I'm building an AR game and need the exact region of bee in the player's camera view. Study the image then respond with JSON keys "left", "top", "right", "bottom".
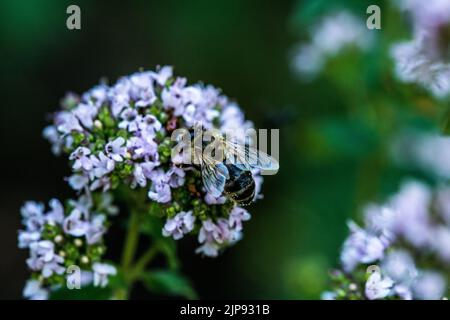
{"left": 188, "top": 124, "right": 279, "bottom": 206}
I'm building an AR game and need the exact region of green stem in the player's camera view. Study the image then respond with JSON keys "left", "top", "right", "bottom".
{"left": 121, "top": 210, "right": 141, "bottom": 271}
{"left": 117, "top": 209, "right": 141, "bottom": 299}
{"left": 128, "top": 242, "right": 162, "bottom": 281}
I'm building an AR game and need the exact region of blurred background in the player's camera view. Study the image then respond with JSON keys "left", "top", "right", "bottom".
{"left": 1, "top": 0, "right": 444, "bottom": 299}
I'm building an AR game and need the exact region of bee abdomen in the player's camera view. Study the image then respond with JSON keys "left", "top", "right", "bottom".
{"left": 224, "top": 170, "right": 255, "bottom": 206}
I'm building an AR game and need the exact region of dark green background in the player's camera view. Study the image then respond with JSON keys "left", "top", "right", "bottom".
{"left": 1, "top": 0, "right": 424, "bottom": 299}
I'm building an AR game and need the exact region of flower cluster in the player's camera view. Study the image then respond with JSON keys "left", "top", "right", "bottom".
{"left": 391, "top": 0, "right": 450, "bottom": 97}
{"left": 19, "top": 194, "right": 117, "bottom": 300}
{"left": 20, "top": 66, "right": 261, "bottom": 299}
{"left": 292, "top": 11, "right": 374, "bottom": 80}
{"left": 323, "top": 180, "right": 450, "bottom": 300}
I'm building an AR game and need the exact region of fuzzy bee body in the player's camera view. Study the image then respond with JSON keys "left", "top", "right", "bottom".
{"left": 184, "top": 124, "right": 279, "bottom": 206}
{"left": 224, "top": 164, "right": 256, "bottom": 206}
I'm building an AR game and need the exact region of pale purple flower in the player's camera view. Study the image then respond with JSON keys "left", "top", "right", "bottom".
{"left": 132, "top": 164, "right": 147, "bottom": 188}
{"left": 161, "top": 77, "right": 187, "bottom": 115}
{"left": 138, "top": 115, "right": 162, "bottom": 138}
{"left": 397, "top": 0, "right": 450, "bottom": 30}
{"left": 195, "top": 242, "right": 220, "bottom": 257}
{"left": 21, "top": 201, "right": 45, "bottom": 232}
{"left": 73, "top": 103, "right": 97, "bottom": 129}
{"left": 126, "top": 136, "right": 158, "bottom": 160}
{"left": 67, "top": 174, "right": 89, "bottom": 191}
{"left": 204, "top": 193, "right": 227, "bottom": 205}
{"left": 162, "top": 211, "right": 195, "bottom": 240}
{"left": 340, "top": 221, "right": 386, "bottom": 272}
{"left": 91, "top": 152, "right": 115, "bottom": 178}
{"left": 97, "top": 193, "right": 119, "bottom": 216}
{"left": 55, "top": 111, "right": 83, "bottom": 134}
{"left": 293, "top": 11, "right": 374, "bottom": 79}
{"left": 43, "top": 125, "right": 63, "bottom": 155}
{"left": 150, "top": 65, "right": 173, "bottom": 86}
{"left": 412, "top": 271, "right": 446, "bottom": 300}
{"left": 70, "top": 147, "right": 93, "bottom": 171}
{"left": 92, "top": 263, "right": 117, "bottom": 288}
{"left": 27, "top": 240, "right": 65, "bottom": 278}
{"left": 198, "top": 219, "right": 220, "bottom": 245}
{"left": 45, "top": 199, "right": 65, "bottom": 225}
{"left": 365, "top": 271, "right": 394, "bottom": 300}
{"left": 166, "top": 166, "right": 185, "bottom": 188}
{"left": 195, "top": 216, "right": 235, "bottom": 257}
{"left": 391, "top": 36, "right": 450, "bottom": 97}
{"left": 220, "top": 104, "right": 253, "bottom": 142}
{"left": 148, "top": 181, "right": 171, "bottom": 203}
{"left": 228, "top": 207, "right": 251, "bottom": 232}
{"left": 23, "top": 280, "right": 49, "bottom": 300}
{"left": 118, "top": 107, "right": 140, "bottom": 132}
{"left": 83, "top": 84, "right": 108, "bottom": 107}
{"left": 86, "top": 214, "right": 106, "bottom": 245}
{"left": 432, "top": 227, "right": 450, "bottom": 262}
{"left": 381, "top": 250, "right": 418, "bottom": 284}
{"left": 109, "top": 78, "right": 131, "bottom": 117}
{"left": 148, "top": 170, "right": 172, "bottom": 203}
{"left": 68, "top": 194, "right": 92, "bottom": 218}
{"left": 129, "top": 71, "right": 157, "bottom": 107}
{"left": 389, "top": 180, "right": 433, "bottom": 248}
{"left": 105, "top": 137, "right": 127, "bottom": 162}
{"left": 18, "top": 231, "right": 40, "bottom": 249}
{"left": 63, "top": 209, "right": 89, "bottom": 237}
{"left": 90, "top": 176, "right": 112, "bottom": 192}
{"left": 394, "top": 284, "right": 413, "bottom": 300}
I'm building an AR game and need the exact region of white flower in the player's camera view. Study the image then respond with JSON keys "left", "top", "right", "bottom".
{"left": 292, "top": 11, "right": 374, "bottom": 79}
{"left": 92, "top": 263, "right": 117, "bottom": 288}
{"left": 23, "top": 280, "right": 49, "bottom": 300}
{"left": 365, "top": 271, "right": 394, "bottom": 300}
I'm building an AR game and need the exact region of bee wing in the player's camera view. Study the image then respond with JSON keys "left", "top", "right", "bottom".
{"left": 201, "top": 155, "right": 230, "bottom": 197}
{"left": 223, "top": 140, "right": 279, "bottom": 172}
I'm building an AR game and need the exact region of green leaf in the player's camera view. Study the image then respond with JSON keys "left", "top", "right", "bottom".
{"left": 140, "top": 270, "right": 197, "bottom": 299}
{"left": 49, "top": 285, "right": 113, "bottom": 300}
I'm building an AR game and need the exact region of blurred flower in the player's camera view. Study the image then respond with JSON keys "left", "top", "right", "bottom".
{"left": 340, "top": 222, "right": 386, "bottom": 272}
{"left": 365, "top": 271, "right": 394, "bottom": 300}
{"left": 92, "top": 263, "right": 117, "bottom": 288}
{"left": 412, "top": 271, "right": 446, "bottom": 300}
{"left": 392, "top": 1, "right": 450, "bottom": 97}
{"left": 23, "top": 280, "right": 49, "bottom": 300}
{"left": 292, "top": 11, "right": 374, "bottom": 80}
{"left": 18, "top": 197, "right": 112, "bottom": 299}
{"left": 325, "top": 180, "right": 449, "bottom": 300}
